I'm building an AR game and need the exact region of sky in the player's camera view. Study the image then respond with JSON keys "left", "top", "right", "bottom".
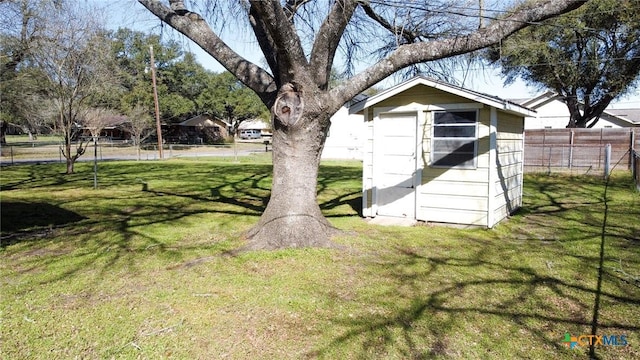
{"left": 100, "top": 0, "right": 640, "bottom": 109}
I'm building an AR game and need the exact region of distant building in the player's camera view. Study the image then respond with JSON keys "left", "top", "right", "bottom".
{"left": 165, "top": 114, "right": 231, "bottom": 144}
{"left": 237, "top": 119, "right": 271, "bottom": 138}
{"left": 517, "top": 92, "right": 639, "bottom": 129}
{"left": 321, "top": 94, "right": 367, "bottom": 160}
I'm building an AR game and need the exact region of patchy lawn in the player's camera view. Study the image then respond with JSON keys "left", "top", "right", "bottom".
{"left": 1, "top": 158, "right": 638, "bottom": 359}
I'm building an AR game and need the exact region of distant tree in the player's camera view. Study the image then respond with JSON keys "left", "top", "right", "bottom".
{"left": 30, "top": 2, "right": 120, "bottom": 173}
{"left": 0, "top": 0, "right": 46, "bottom": 79}
{"left": 0, "top": 65, "right": 51, "bottom": 142}
{"left": 124, "top": 104, "right": 154, "bottom": 160}
{"left": 110, "top": 28, "right": 268, "bottom": 129}
{"left": 0, "top": 0, "right": 49, "bottom": 143}
{"left": 111, "top": 28, "right": 190, "bottom": 122}
{"left": 485, "top": 0, "right": 640, "bottom": 128}
{"left": 200, "top": 71, "right": 269, "bottom": 133}
{"left": 140, "top": 0, "right": 586, "bottom": 250}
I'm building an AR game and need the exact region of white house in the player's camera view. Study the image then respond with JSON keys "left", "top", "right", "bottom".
{"left": 519, "top": 92, "right": 638, "bottom": 129}
{"left": 350, "top": 76, "right": 535, "bottom": 228}
{"left": 321, "top": 95, "right": 367, "bottom": 160}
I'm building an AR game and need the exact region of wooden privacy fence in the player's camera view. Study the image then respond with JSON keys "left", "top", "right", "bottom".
{"left": 524, "top": 128, "right": 639, "bottom": 173}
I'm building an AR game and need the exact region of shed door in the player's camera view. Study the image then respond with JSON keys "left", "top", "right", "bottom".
{"left": 375, "top": 112, "right": 418, "bottom": 218}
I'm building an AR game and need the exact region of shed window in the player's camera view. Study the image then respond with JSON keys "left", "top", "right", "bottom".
{"left": 431, "top": 110, "right": 478, "bottom": 168}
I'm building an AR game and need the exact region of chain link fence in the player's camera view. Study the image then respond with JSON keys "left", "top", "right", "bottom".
{"left": 0, "top": 140, "right": 269, "bottom": 165}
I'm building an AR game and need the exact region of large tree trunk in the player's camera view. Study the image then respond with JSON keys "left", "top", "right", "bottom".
{"left": 244, "top": 89, "right": 338, "bottom": 250}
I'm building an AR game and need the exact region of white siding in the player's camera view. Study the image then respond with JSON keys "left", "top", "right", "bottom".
{"left": 359, "top": 80, "right": 526, "bottom": 228}
{"left": 322, "top": 106, "right": 365, "bottom": 159}
{"left": 362, "top": 111, "right": 375, "bottom": 217}
{"left": 417, "top": 107, "right": 491, "bottom": 225}
{"left": 493, "top": 113, "right": 524, "bottom": 224}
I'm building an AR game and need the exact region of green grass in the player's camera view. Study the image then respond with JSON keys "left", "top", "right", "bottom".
{"left": 1, "top": 159, "right": 639, "bottom": 359}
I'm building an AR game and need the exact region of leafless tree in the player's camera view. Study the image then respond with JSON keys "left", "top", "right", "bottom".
{"left": 82, "top": 107, "right": 121, "bottom": 140}
{"left": 138, "top": 0, "right": 587, "bottom": 250}
{"left": 29, "top": 1, "right": 120, "bottom": 173}
{"left": 125, "top": 104, "right": 155, "bottom": 160}
{"left": 0, "top": 0, "right": 46, "bottom": 78}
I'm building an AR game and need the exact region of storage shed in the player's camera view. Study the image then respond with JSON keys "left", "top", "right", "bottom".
{"left": 350, "top": 77, "right": 536, "bottom": 228}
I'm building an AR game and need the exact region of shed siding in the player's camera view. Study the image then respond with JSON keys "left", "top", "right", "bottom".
{"left": 360, "top": 79, "right": 526, "bottom": 227}
{"left": 418, "top": 106, "right": 491, "bottom": 225}
{"left": 362, "top": 113, "right": 375, "bottom": 216}
{"left": 493, "top": 112, "right": 524, "bottom": 222}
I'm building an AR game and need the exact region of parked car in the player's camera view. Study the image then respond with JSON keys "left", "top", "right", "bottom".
{"left": 239, "top": 129, "right": 262, "bottom": 139}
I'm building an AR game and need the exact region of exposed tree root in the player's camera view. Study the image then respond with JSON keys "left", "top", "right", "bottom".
{"left": 243, "top": 213, "right": 342, "bottom": 251}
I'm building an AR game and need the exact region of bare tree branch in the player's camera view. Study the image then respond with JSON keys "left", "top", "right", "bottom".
{"left": 283, "top": 0, "right": 312, "bottom": 20}
{"left": 309, "top": 0, "right": 358, "bottom": 89}
{"left": 247, "top": 4, "right": 278, "bottom": 78}
{"left": 248, "top": 0, "right": 308, "bottom": 85}
{"left": 330, "top": 0, "right": 587, "bottom": 106}
{"left": 358, "top": 0, "right": 421, "bottom": 43}
{"left": 137, "top": 0, "right": 277, "bottom": 103}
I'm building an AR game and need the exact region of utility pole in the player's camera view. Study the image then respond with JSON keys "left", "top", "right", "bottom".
{"left": 149, "top": 45, "right": 164, "bottom": 159}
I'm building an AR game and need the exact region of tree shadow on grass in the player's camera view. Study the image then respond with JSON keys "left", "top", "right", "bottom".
{"left": 1, "top": 161, "right": 364, "bottom": 290}
{"left": 1, "top": 201, "right": 87, "bottom": 247}
{"left": 310, "top": 175, "right": 639, "bottom": 359}
{"left": 311, "top": 241, "right": 639, "bottom": 359}
{"left": 0, "top": 193, "right": 229, "bottom": 290}
{"left": 0, "top": 166, "right": 72, "bottom": 192}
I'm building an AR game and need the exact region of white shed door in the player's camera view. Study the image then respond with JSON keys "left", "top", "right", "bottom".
{"left": 375, "top": 113, "right": 417, "bottom": 218}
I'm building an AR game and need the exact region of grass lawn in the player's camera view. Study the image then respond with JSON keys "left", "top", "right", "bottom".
{"left": 1, "top": 157, "right": 638, "bottom": 359}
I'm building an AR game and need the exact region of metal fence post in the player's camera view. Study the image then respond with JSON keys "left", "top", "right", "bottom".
{"left": 604, "top": 143, "right": 611, "bottom": 179}
{"left": 93, "top": 137, "right": 98, "bottom": 189}
{"left": 633, "top": 150, "right": 637, "bottom": 187}
{"left": 547, "top": 145, "right": 552, "bottom": 175}
{"left": 630, "top": 129, "right": 636, "bottom": 170}
{"left": 569, "top": 130, "right": 574, "bottom": 169}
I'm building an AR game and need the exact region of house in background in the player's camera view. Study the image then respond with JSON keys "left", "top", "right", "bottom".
{"left": 350, "top": 76, "right": 535, "bottom": 228}
{"left": 518, "top": 92, "right": 639, "bottom": 129}
{"left": 607, "top": 108, "right": 640, "bottom": 126}
{"left": 168, "top": 114, "right": 230, "bottom": 144}
{"left": 78, "top": 115, "right": 131, "bottom": 141}
{"left": 321, "top": 95, "right": 367, "bottom": 160}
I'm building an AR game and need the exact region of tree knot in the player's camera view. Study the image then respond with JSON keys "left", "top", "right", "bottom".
{"left": 273, "top": 83, "right": 304, "bottom": 128}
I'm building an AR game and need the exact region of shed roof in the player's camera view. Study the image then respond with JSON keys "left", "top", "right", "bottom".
{"left": 349, "top": 76, "right": 536, "bottom": 117}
